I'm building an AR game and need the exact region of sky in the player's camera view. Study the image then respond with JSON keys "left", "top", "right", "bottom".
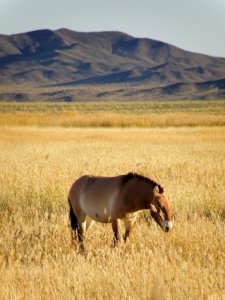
{"left": 0, "top": 0, "right": 225, "bottom": 58}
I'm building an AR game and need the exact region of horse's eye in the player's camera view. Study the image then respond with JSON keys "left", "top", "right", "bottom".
{"left": 156, "top": 203, "right": 162, "bottom": 209}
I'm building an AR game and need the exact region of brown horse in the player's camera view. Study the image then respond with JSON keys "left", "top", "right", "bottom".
{"left": 68, "top": 173, "right": 173, "bottom": 249}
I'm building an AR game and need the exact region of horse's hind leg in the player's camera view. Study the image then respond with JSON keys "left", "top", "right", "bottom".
{"left": 86, "top": 218, "right": 94, "bottom": 231}
{"left": 77, "top": 220, "right": 86, "bottom": 252}
{"left": 69, "top": 197, "right": 86, "bottom": 251}
{"left": 69, "top": 199, "right": 78, "bottom": 244}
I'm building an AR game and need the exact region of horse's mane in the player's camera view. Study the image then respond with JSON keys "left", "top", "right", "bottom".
{"left": 122, "top": 172, "right": 164, "bottom": 193}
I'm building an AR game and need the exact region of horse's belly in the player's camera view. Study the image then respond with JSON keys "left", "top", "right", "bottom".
{"left": 80, "top": 196, "right": 112, "bottom": 223}
{"left": 91, "top": 212, "right": 111, "bottom": 223}
{"left": 84, "top": 207, "right": 111, "bottom": 223}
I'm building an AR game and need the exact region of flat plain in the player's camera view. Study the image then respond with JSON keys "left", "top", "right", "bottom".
{"left": 0, "top": 101, "right": 225, "bottom": 299}
{"left": 0, "top": 100, "right": 225, "bottom": 127}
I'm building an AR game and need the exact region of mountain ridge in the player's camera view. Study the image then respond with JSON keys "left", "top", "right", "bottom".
{"left": 1, "top": 28, "right": 225, "bottom": 100}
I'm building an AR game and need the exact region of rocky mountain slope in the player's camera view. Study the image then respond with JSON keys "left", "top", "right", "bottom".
{"left": 0, "top": 28, "right": 225, "bottom": 100}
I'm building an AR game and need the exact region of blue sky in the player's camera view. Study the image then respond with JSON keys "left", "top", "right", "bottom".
{"left": 0, "top": 0, "right": 225, "bottom": 57}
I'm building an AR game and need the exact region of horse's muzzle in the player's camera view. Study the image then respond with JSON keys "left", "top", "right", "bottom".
{"left": 164, "top": 226, "right": 169, "bottom": 232}
{"left": 162, "top": 220, "right": 173, "bottom": 232}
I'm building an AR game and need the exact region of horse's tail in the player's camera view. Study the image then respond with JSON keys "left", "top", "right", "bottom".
{"left": 68, "top": 196, "right": 78, "bottom": 230}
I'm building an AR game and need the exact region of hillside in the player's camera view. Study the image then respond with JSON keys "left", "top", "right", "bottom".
{"left": 1, "top": 28, "right": 225, "bottom": 100}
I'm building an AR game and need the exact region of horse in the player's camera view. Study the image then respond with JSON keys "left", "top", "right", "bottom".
{"left": 68, "top": 172, "right": 173, "bottom": 250}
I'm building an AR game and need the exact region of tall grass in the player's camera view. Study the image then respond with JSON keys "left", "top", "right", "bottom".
{"left": 0, "top": 126, "right": 224, "bottom": 299}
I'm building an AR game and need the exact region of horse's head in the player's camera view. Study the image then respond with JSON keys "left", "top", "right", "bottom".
{"left": 150, "top": 185, "right": 173, "bottom": 232}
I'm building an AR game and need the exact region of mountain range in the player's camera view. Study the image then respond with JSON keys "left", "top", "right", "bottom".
{"left": 0, "top": 28, "right": 225, "bottom": 101}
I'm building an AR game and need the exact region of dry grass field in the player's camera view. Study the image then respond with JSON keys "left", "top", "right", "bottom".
{"left": 0, "top": 101, "right": 225, "bottom": 127}
{"left": 0, "top": 122, "right": 224, "bottom": 299}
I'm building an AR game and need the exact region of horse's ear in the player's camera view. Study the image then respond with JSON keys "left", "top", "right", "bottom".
{"left": 153, "top": 185, "right": 160, "bottom": 196}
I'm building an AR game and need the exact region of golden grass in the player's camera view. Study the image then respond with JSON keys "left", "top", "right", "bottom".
{"left": 0, "top": 126, "right": 224, "bottom": 299}
{"left": 1, "top": 111, "right": 225, "bottom": 127}
{"left": 0, "top": 101, "right": 225, "bottom": 127}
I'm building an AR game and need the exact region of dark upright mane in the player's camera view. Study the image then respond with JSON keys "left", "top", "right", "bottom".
{"left": 122, "top": 172, "right": 164, "bottom": 193}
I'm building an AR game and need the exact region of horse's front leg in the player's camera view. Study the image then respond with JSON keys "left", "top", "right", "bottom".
{"left": 123, "top": 213, "right": 136, "bottom": 242}
{"left": 111, "top": 217, "right": 120, "bottom": 246}
{"left": 123, "top": 219, "right": 132, "bottom": 242}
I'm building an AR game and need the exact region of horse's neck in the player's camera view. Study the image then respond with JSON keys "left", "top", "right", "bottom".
{"left": 140, "top": 184, "right": 154, "bottom": 209}
{"left": 130, "top": 180, "right": 154, "bottom": 211}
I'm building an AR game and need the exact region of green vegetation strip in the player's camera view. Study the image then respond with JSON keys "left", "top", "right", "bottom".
{"left": 0, "top": 100, "right": 225, "bottom": 115}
